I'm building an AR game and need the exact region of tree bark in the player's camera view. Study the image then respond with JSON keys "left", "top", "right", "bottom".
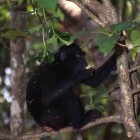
{"left": 116, "top": 37, "right": 140, "bottom": 140}
{"left": 10, "top": 2, "right": 26, "bottom": 138}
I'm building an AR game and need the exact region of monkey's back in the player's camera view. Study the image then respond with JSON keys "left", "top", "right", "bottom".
{"left": 26, "top": 61, "right": 71, "bottom": 124}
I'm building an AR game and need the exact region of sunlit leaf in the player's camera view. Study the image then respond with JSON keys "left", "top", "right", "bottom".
{"left": 135, "top": 47, "right": 140, "bottom": 53}
{"left": 96, "top": 34, "right": 119, "bottom": 54}
{"left": 131, "top": 30, "right": 140, "bottom": 46}
{"left": 35, "top": 0, "right": 57, "bottom": 11}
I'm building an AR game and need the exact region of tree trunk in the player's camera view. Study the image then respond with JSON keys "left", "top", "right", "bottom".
{"left": 10, "top": 2, "right": 26, "bottom": 138}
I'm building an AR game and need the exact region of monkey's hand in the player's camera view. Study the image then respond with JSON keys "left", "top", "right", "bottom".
{"left": 74, "top": 66, "right": 95, "bottom": 81}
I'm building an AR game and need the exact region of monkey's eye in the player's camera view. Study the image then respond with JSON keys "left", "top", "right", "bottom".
{"left": 76, "top": 54, "right": 80, "bottom": 58}
{"left": 60, "top": 52, "right": 66, "bottom": 61}
{"left": 75, "top": 53, "right": 84, "bottom": 59}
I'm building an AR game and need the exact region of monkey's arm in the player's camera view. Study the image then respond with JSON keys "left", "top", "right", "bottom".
{"left": 41, "top": 68, "right": 93, "bottom": 106}
{"left": 84, "top": 53, "right": 116, "bottom": 87}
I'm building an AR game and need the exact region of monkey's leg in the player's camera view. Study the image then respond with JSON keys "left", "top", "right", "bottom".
{"left": 62, "top": 91, "right": 101, "bottom": 129}
{"left": 62, "top": 91, "right": 85, "bottom": 129}
{"left": 40, "top": 107, "right": 69, "bottom": 131}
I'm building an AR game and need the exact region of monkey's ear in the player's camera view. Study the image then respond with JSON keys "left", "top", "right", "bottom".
{"left": 60, "top": 52, "right": 66, "bottom": 61}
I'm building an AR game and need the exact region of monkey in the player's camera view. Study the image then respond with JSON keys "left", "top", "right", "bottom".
{"left": 26, "top": 43, "right": 116, "bottom": 131}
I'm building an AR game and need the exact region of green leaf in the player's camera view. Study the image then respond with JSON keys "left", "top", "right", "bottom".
{"left": 2, "top": 30, "right": 30, "bottom": 40}
{"left": 37, "top": 51, "right": 45, "bottom": 62}
{"left": 135, "top": 47, "right": 140, "bottom": 53}
{"left": 131, "top": 30, "right": 140, "bottom": 46}
{"left": 70, "top": 31, "right": 87, "bottom": 41}
{"left": 59, "top": 32, "right": 69, "bottom": 36}
{"left": 27, "top": 50, "right": 54, "bottom": 63}
{"left": 46, "top": 35, "right": 58, "bottom": 53}
{"left": 55, "top": 8, "right": 64, "bottom": 20}
{"left": 17, "top": 0, "right": 23, "bottom": 5}
{"left": 26, "top": 55, "right": 39, "bottom": 63}
{"left": 110, "top": 21, "right": 135, "bottom": 32}
{"left": 98, "top": 27, "right": 111, "bottom": 36}
{"left": 35, "top": 0, "right": 57, "bottom": 11}
{"left": 27, "top": 24, "right": 43, "bottom": 34}
{"left": 44, "top": 52, "right": 54, "bottom": 63}
{"left": 47, "top": 35, "right": 57, "bottom": 45}
{"left": 56, "top": 32, "right": 74, "bottom": 46}
{"left": 49, "top": 28, "right": 74, "bottom": 46}
{"left": 96, "top": 34, "right": 119, "bottom": 54}
{"left": 58, "top": 36, "right": 73, "bottom": 46}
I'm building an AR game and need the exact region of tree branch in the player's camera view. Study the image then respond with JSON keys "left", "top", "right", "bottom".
{"left": 102, "top": 0, "right": 118, "bottom": 23}
{"left": 128, "top": 66, "right": 140, "bottom": 73}
{"left": 23, "top": 115, "right": 121, "bottom": 139}
{"left": 116, "top": 37, "right": 140, "bottom": 140}
{"left": 70, "top": 0, "right": 105, "bottom": 27}
{"left": 131, "top": 88, "right": 140, "bottom": 95}
{"left": 0, "top": 115, "right": 121, "bottom": 140}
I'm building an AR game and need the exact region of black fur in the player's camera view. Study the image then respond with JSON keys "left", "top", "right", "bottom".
{"left": 26, "top": 44, "right": 116, "bottom": 131}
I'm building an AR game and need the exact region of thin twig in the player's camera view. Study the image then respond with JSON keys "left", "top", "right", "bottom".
{"left": 80, "top": 115, "right": 121, "bottom": 131}
{"left": 0, "top": 14, "right": 11, "bottom": 31}
{"left": 117, "top": 42, "right": 127, "bottom": 47}
{"left": 0, "top": 39, "right": 10, "bottom": 50}
{"left": 131, "top": 88, "right": 140, "bottom": 95}
{"left": 128, "top": 66, "right": 140, "bottom": 73}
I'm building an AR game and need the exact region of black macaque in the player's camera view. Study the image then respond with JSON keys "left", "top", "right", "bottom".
{"left": 26, "top": 43, "right": 116, "bottom": 131}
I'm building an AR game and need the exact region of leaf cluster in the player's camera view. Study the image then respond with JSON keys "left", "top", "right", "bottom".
{"left": 96, "top": 21, "right": 140, "bottom": 54}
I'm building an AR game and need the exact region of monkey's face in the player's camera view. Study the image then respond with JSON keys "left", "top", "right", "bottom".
{"left": 58, "top": 44, "right": 88, "bottom": 73}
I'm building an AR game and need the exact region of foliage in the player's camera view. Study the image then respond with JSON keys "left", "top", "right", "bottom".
{"left": 25, "top": 4, "right": 74, "bottom": 62}
{"left": 131, "top": 30, "right": 140, "bottom": 46}
{"left": 96, "top": 21, "right": 140, "bottom": 54}
{"left": 96, "top": 33, "right": 119, "bottom": 54}
{"left": 1, "top": 0, "right": 139, "bottom": 61}
{"left": 35, "top": 0, "right": 57, "bottom": 11}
